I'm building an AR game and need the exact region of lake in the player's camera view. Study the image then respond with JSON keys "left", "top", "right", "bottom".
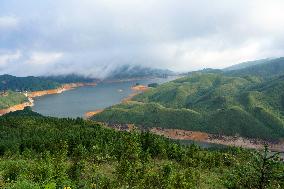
{"left": 32, "top": 77, "right": 176, "bottom": 118}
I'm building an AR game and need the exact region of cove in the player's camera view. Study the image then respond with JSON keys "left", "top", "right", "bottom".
{"left": 32, "top": 77, "right": 175, "bottom": 118}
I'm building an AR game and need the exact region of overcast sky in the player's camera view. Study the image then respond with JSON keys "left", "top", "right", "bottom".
{"left": 0, "top": 0, "right": 284, "bottom": 78}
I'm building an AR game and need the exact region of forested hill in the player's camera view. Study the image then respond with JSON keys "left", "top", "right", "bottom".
{"left": 0, "top": 108, "right": 283, "bottom": 188}
{"left": 93, "top": 73, "right": 284, "bottom": 140}
{"left": 40, "top": 74, "right": 98, "bottom": 84}
{"left": 0, "top": 74, "right": 101, "bottom": 92}
{"left": 0, "top": 74, "right": 61, "bottom": 92}
{"left": 224, "top": 58, "right": 273, "bottom": 71}
{"left": 225, "top": 57, "right": 284, "bottom": 78}
{"left": 0, "top": 67, "right": 173, "bottom": 92}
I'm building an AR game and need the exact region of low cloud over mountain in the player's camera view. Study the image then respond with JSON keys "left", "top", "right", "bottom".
{"left": 0, "top": 0, "right": 284, "bottom": 78}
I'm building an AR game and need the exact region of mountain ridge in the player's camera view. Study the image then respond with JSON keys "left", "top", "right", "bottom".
{"left": 92, "top": 71, "right": 284, "bottom": 141}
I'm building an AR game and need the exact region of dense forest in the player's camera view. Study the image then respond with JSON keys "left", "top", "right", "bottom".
{"left": 0, "top": 67, "right": 171, "bottom": 92}
{"left": 224, "top": 58, "right": 274, "bottom": 71}
{"left": 93, "top": 59, "right": 284, "bottom": 141}
{"left": 0, "top": 75, "right": 61, "bottom": 92}
{"left": 225, "top": 57, "right": 284, "bottom": 78}
{"left": 0, "top": 108, "right": 283, "bottom": 188}
{"left": 0, "top": 74, "right": 101, "bottom": 92}
{"left": 40, "top": 74, "right": 98, "bottom": 84}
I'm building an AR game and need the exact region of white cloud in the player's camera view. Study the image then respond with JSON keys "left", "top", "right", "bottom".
{"left": 26, "top": 52, "right": 63, "bottom": 65}
{"left": 0, "top": 0, "right": 284, "bottom": 77}
{"left": 0, "top": 50, "right": 21, "bottom": 66}
{"left": 249, "top": 0, "right": 284, "bottom": 34}
{"left": 0, "top": 16, "right": 19, "bottom": 30}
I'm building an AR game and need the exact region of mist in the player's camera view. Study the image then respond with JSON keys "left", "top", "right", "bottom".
{"left": 0, "top": 0, "right": 284, "bottom": 78}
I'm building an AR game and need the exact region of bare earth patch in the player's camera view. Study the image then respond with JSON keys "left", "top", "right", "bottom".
{"left": 84, "top": 109, "right": 104, "bottom": 119}
{"left": 150, "top": 127, "right": 284, "bottom": 152}
{"left": 131, "top": 85, "right": 149, "bottom": 92}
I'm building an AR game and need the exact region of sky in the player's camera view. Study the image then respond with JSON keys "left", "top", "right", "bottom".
{"left": 0, "top": 0, "right": 284, "bottom": 78}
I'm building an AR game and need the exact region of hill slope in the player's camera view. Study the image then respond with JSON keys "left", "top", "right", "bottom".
{"left": 0, "top": 108, "right": 283, "bottom": 188}
{"left": 0, "top": 74, "right": 61, "bottom": 92}
{"left": 0, "top": 90, "right": 28, "bottom": 109}
{"left": 225, "top": 57, "right": 284, "bottom": 78}
{"left": 40, "top": 74, "right": 98, "bottom": 84}
{"left": 224, "top": 58, "right": 273, "bottom": 71}
{"left": 93, "top": 73, "right": 284, "bottom": 140}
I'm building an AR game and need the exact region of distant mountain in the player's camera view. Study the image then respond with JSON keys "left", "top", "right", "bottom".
{"left": 186, "top": 68, "right": 223, "bottom": 75}
{"left": 224, "top": 58, "right": 273, "bottom": 71}
{"left": 225, "top": 57, "right": 284, "bottom": 78}
{"left": 106, "top": 65, "right": 175, "bottom": 80}
{"left": 0, "top": 66, "right": 174, "bottom": 92}
{"left": 40, "top": 74, "right": 99, "bottom": 84}
{"left": 0, "top": 74, "right": 61, "bottom": 92}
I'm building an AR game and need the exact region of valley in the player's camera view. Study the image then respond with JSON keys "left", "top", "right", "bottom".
{"left": 92, "top": 58, "right": 284, "bottom": 149}
{"left": 0, "top": 59, "right": 284, "bottom": 188}
{"left": 1, "top": 59, "right": 284, "bottom": 150}
{"left": 2, "top": 2, "right": 284, "bottom": 188}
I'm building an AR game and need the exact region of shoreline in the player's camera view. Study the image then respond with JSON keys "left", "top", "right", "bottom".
{"left": 27, "top": 82, "right": 97, "bottom": 98}
{"left": 84, "top": 109, "right": 104, "bottom": 119}
{"left": 150, "top": 127, "right": 284, "bottom": 152}
{"left": 0, "top": 82, "right": 97, "bottom": 116}
{"left": 0, "top": 97, "right": 34, "bottom": 116}
{"left": 84, "top": 84, "right": 149, "bottom": 118}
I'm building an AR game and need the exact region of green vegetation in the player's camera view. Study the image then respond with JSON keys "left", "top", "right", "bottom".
{"left": 93, "top": 73, "right": 284, "bottom": 140}
{"left": 224, "top": 58, "right": 273, "bottom": 71}
{"left": 40, "top": 74, "right": 97, "bottom": 84}
{"left": 0, "top": 75, "right": 61, "bottom": 92}
{"left": 0, "top": 108, "right": 283, "bottom": 188}
{"left": 148, "top": 83, "right": 159, "bottom": 88}
{"left": 0, "top": 74, "right": 99, "bottom": 92}
{"left": 225, "top": 57, "right": 284, "bottom": 78}
{"left": 0, "top": 91, "right": 28, "bottom": 109}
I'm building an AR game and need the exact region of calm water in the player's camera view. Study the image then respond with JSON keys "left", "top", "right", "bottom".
{"left": 32, "top": 77, "right": 176, "bottom": 118}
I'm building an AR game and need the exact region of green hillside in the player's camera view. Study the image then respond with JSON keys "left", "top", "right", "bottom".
{"left": 40, "top": 74, "right": 98, "bottom": 84}
{"left": 93, "top": 73, "right": 284, "bottom": 140}
{"left": 225, "top": 57, "right": 284, "bottom": 78}
{"left": 0, "top": 108, "right": 283, "bottom": 188}
{"left": 0, "top": 74, "right": 61, "bottom": 92}
{"left": 224, "top": 58, "right": 273, "bottom": 71}
{"left": 0, "top": 91, "right": 28, "bottom": 109}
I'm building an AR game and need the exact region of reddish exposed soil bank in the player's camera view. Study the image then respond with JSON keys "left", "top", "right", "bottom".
{"left": 0, "top": 82, "right": 97, "bottom": 116}
{"left": 150, "top": 127, "right": 284, "bottom": 152}
{"left": 27, "top": 82, "right": 97, "bottom": 98}
{"left": 0, "top": 98, "right": 34, "bottom": 116}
